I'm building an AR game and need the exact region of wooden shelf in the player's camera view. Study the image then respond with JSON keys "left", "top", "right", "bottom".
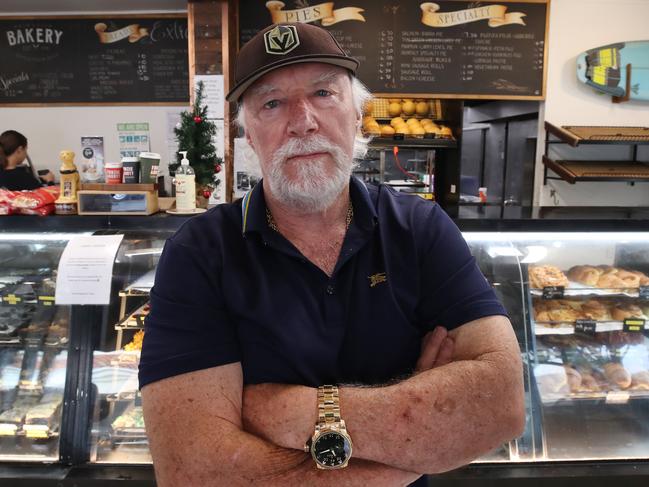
{"left": 545, "top": 122, "right": 649, "bottom": 146}
{"left": 542, "top": 156, "right": 649, "bottom": 184}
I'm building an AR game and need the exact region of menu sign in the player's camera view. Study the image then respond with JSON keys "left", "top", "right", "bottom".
{"left": 0, "top": 16, "right": 189, "bottom": 104}
{"left": 239, "top": 1, "right": 548, "bottom": 99}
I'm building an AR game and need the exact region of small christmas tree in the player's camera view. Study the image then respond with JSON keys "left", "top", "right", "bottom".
{"left": 172, "top": 81, "right": 223, "bottom": 198}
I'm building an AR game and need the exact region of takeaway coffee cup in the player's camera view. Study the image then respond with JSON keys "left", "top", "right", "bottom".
{"left": 104, "top": 161, "right": 123, "bottom": 184}
{"left": 121, "top": 157, "right": 140, "bottom": 183}
{"left": 139, "top": 152, "right": 161, "bottom": 184}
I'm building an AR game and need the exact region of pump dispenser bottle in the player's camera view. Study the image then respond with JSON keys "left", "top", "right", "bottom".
{"left": 175, "top": 151, "right": 196, "bottom": 211}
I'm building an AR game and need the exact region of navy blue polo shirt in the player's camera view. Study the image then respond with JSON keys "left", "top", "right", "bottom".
{"left": 139, "top": 177, "right": 507, "bottom": 389}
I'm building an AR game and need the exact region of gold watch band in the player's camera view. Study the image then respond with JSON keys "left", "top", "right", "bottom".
{"left": 318, "top": 385, "right": 341, "bottom": 425}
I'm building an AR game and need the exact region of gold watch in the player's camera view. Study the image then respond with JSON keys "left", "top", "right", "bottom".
{"left": 304, "top": 385, "right": 353, "bottom": 469}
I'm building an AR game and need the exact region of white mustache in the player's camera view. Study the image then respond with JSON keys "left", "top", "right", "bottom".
{"left": 272, "top": 135, "right": 338, "bottom": 164}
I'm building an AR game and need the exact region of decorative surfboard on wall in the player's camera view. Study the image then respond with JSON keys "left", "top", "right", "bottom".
{"left": 576, "top": 40, "right": 649, "bottom": 103}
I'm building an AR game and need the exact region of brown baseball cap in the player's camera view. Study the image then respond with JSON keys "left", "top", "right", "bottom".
{"left": 226, "top": 22, "right": 359, "bottom": 103}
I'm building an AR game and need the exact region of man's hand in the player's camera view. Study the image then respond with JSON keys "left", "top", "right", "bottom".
{"left": 415, "top": 326, "right": 454, "bottom": 373}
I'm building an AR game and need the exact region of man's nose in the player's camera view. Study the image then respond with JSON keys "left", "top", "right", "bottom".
{"left": 287, "top": 99, "right": 318, "bottom": 137}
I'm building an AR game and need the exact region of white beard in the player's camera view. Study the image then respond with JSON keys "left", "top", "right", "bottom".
{"left": 265, "top": 134, "right": 355, "bottom": 213}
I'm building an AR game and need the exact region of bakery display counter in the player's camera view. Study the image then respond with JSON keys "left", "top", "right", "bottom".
{"left": 2, "top": 214, "right": 649, "bottom": 486}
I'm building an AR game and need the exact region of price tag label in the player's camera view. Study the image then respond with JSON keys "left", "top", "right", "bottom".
{"left": 38, "top": 296, "right": 55, "bottom": 306}
{"left": 623, "top": 318, "right": 646, "bottom": 333}
{"left": 393, "top": 134, "right": 405, "bottom": 141}
{"left": 606, "top": 391, "right": 630, "bottom": 404}
{"left": 574, "top": 319, "right": 597, "bottom": 336}
{"left": 639, "top": 286, "right": 649, "bottom": 300}
{"left": 542, "top": 286, "right": 565, "bottom": 299}
{"left": 2, "top": 294, "right": 21, "bottom": 305}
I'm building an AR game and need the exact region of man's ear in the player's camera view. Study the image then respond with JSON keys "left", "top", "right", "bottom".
{"left": 245, "top": 131, "right": 255, "bottom": 152}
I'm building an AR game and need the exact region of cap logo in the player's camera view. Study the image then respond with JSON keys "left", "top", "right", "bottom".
{"left": 264, "top": 25, "right": 300, "bottom": 55}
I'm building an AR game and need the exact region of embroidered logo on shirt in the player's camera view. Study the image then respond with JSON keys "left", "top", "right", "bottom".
{"left": 368, "top": 272, "right": 387, "bottom": 288}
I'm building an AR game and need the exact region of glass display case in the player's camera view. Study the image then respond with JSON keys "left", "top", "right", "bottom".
{"left": 0, "top": 230, "right": 91, "bottom": 461}
{"left": 1, "top": 215, "right": 649, "bottom": 486}
{"left": 465, "top": 230, "right": 649, "bottom": 464}
{"left": 88, "top": 229, "right": 172, "bottom": 465}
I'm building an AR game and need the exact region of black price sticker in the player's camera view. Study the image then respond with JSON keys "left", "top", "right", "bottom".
{"left": 542, "top": 286, "right": 565, "bottom": 299}
{"left": 574, "top": 319, "right": 597, "bottom": 336}
{"left": 623, "top": 318, "right": 645, "bottom": 333}
{"left": 393, "top": 134, "right": 405, "bottom": 141}
{"left": 639, "top": 286, "right": 649, "bottom": 300}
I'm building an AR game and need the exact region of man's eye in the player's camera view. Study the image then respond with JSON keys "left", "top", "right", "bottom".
{"left": 316, "top": 89, "right": 331, "bottom": 97}
{"left": 263, "top": 100, "right": 279, "bottom": 109}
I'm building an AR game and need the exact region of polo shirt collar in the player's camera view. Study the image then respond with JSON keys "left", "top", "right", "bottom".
{"left": 241, "top": 176, "right": 377, "bottom": 236}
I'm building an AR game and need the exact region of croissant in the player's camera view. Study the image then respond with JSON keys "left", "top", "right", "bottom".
{"left": 567, "top": 265, "right": 601, "bottom": 286}
{"left": 603, "top": 362, "right": 632, "bottom": 389}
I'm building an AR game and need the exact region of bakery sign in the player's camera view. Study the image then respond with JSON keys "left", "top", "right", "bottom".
{"left": 265, "top": 1, "right": 365, "bottom": 26}
{"left": 420, "top": 2, "right": 527, "bottom": 28}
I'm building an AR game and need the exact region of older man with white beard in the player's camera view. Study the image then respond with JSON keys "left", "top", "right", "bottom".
{"left": 140, "top": 22, "right": 525, "bottom": 487}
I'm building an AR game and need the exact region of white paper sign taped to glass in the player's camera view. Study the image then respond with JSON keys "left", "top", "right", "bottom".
{"left": 55, "top": 235, "right": 124, "bottom": 305}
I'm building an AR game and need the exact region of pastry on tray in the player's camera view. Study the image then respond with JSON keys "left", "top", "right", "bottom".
{"left": 630, "top": 371, "right": 649, "bottom": 391}
{"left": 603, "top": 362, "right": 632, "bottom": 390}
{"left": 610, "top": 303, "right": 646, "bottom": 321}
{"left": 580, "top": 300, "right": 612, "bottom": 321}
{"left": 567, "top": 265, "right": 601, "bottom": 286}
{"left": 529, "top": 265, "right": 569, "bottom": 289}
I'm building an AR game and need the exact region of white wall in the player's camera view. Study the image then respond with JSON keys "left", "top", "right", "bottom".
{"left": 534, "top": 0, "right": 649, "bottom": 207}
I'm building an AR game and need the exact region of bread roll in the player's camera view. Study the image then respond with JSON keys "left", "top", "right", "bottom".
{"left": 611, "top": 303, "right": 645, "bottom": 321}
{"left": 616, "top": 269, "right": 641, "bottom": 288}
{"left": 630, "top": 371, "right": 649, "bottom": 391}
{"left": 603, "top": 362, "right": 632, "bottom": 389}
{"left": 564, "top": 366, "right": 582, "bottom": 393}
{"left": 529, "top": 265, "right": 569, "bottom": 289}
{"left": 578, "top": 372, "right": 602, "bottom": 392}
{"left": 597, "top": 272, "right": 627, "bottom": 289}
{"left": 629, "top": 270, "right": 649, "bottom": 286}
{"left": 567, "top": 265, "right": 601, "bottom": 286}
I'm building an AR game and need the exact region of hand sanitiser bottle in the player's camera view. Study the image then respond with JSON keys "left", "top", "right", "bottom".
{"left": 175, "top": 151, "right": 196, "bottom": 212}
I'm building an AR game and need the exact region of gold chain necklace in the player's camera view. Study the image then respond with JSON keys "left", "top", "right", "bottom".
{"left": 266, "top": 202, "right": 354, "bottom": 232}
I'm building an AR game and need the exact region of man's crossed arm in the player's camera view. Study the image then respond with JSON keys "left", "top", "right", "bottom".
{"left": 142, "top": 315, "right": 525, "bottom": 486}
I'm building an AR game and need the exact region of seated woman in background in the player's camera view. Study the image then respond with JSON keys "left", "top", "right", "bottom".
{"left": 0, "top": 130, "right": 55, "bottom": 190}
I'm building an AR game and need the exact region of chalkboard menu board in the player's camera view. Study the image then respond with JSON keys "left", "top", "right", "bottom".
{"left": 239, "top": 1, "right": 548, "bottom": 99}
{"left": 0, "top": 16, "right": 189, "bottom": 104}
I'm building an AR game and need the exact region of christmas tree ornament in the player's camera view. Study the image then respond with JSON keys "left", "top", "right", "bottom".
{"left": 202, "top": 188, "right": 212, "bottom": 199}
{"left": 214, "top": 164, "right": 222, "bottom": 173}
{"left": 194, "top": 116, "right": 202, "bottom": 123}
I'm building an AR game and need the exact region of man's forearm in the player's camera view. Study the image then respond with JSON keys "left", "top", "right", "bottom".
{"left": 242, "top": 319, "right": 525, "bottom": 474}
{"left": 244, "top": 357, "right": 522, "bottom": 474}
{"left": 153, "top": 423, "right": 419, "bottom": 487}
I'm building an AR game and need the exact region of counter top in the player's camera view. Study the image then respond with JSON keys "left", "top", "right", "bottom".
{"left": 1, "top": 206, "right": 648, "bottom": 233}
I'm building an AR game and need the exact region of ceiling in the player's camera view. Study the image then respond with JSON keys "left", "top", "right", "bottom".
{"left": 0, "top": 0, "right": 187, "bottom": 14}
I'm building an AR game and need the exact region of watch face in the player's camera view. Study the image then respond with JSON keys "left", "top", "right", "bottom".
{"left": 313, "top": 431, "right": 351, "bottom": 468}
